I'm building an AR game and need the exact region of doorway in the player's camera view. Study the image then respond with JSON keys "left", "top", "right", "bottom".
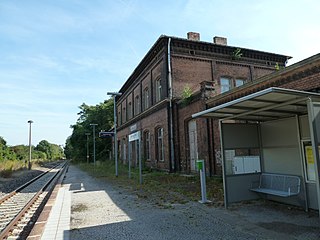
{"left": 188, "top": 120, "right": 198, "bottom": 171}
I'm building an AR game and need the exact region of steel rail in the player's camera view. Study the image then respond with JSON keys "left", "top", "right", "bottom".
{"left": 0, "top": 161, "right": 68, "bottom": 239}
{"left": 0, "top": 162, "right": 62, "bottom": 205}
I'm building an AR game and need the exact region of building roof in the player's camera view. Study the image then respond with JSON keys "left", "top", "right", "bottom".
{"left": 117, "top": 34, "right": 291, "bottom": 98}
{"left": 205, "top": 53, "right": 320, "bottom": 107}
{"left": 192, "top": 87, "right": 320, "bottom": 122}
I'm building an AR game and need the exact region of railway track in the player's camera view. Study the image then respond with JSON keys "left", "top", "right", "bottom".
{"left": 0, "top": 161, "right": 68, "bottom": 240}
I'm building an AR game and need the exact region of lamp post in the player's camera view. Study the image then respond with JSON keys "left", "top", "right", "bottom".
{"left": 27, "top": 120, "right": 33, "bottom": 170}
{"left": 85, "top": 133, "right": 90, "bottom": 164}
{"left": 90, "top": 124, "right": 98, "bottom": 166}
{"left": 107, "top": 92, "right": 122, "bottom": 177}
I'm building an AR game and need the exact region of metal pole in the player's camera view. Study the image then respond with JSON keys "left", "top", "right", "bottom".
{"left": 128, "top": 139, "right": 131, "bottom": 178}
{"left": 198, "top": 160, "right": 208, "bottom": 203}
{"left": 139, "top": 136, "right": 142, "bottom": 184}
{"left": 107, "top": 92, "right": 122, "bottom": 177}
{"left": 90, "top": 124, "right": 97, "bottom": 166}
{"left": 113, "top": 96, "right": 118, "bottom": 177}
{"left": 219, "top": 120, "right": 228, "bottom": 208}
{"left": 85, "top": 133, "right": 90, "bottom": 164}
{"left": 27, "top": 120, "right": 33, "bottom": 170}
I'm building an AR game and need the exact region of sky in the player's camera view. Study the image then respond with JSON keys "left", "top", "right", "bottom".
{"left": 1, "top": 0, "right": 320, "bottom": 147}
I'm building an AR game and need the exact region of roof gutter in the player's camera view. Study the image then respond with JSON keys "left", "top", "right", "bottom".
{"left": 168, "top": 37, "right": 175, "bottom": 171}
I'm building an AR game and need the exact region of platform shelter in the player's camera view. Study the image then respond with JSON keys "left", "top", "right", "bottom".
{"left": 193, "top": 87, "right": 320, "bottom": 217}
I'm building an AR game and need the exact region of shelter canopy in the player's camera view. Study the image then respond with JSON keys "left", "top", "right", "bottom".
{"left": 192, "top": 87, "right": 320, "bottom": 122}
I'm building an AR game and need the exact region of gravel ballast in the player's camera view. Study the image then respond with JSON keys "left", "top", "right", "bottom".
{"left": 63, "top": 165, "right": 319, "bottom": 240}
{"left": 0, "top": 168, "right": 45, "bottom": 197}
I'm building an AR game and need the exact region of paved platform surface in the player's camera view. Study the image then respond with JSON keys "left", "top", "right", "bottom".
{"left": 40, "top": 182, "right": 71, "bottom": 240}
{"left": 40, "top": 165, "right": 319, "bottom": 240}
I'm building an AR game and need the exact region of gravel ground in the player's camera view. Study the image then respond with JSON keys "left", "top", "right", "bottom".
{"left": 65, "top": 165, "right": 320, "bottom": 240}
{"left": 0, "top": 162, "right": 61, "bottom": 198}
{"left": 0, "top": 168, "right": 44, "bottom": 197}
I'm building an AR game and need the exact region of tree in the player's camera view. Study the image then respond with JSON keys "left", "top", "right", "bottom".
{"left": 0, "top": 136, "right": 16, "bottom": 161}
{"left": 66, "top": 99, "right": 114, "bottom": 162}
{"left": 35, "top": 140, "right": 64, "bottom": 160}
{"left": 35, "top": 140, "right": 51, "bottom": 159}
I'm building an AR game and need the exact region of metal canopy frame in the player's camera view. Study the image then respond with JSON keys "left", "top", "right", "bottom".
{"left": 192, "top": 87, "right": 320, "bottom": 217}
{"left": 192, "top": 87, "right": 320, "bottom": 122}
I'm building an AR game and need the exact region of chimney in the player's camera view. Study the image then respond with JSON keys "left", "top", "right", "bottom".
{"left": 213, "top": 36, "right": 227, "bottom": 45}
{"left": 187, "top": 32, "right": 200, "bottom": 41}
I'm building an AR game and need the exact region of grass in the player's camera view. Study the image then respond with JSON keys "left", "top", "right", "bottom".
{"left": 0, "top": 158, "right": 59, "bottom": 178}
{"left": 0, "top": 160, "right": 25, "bottom": 178}
{"left": 76, "top": 160, "right": 224, "bottom": 207}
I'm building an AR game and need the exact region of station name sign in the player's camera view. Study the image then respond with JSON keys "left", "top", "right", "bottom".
{"left": 129, "top": 131, "right": 140, "bottom": 142}
{"left": 99, "top": 131, "right": 114, "bottom": 138}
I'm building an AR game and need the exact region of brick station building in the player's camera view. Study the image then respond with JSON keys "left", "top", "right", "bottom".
{"left": 115, "top": 32, "right": 292, "bottom": 175}
{"left": 204, "top": 53, "right": 320, "bottom": 175}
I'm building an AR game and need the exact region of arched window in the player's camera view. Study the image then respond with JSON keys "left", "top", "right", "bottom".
{"left": 155, "top": 78, "right": 162, "bottom": 102}
{"left": 144, "top": 87, "right": 149, "bottom": 110}
{"left": 156, "top": 127, "right": 164, "bottom": 161}
{"left": 134, "top": 95, "right": 140, "bottom": 115}
{"left": 128, "top": 102, "right": 132, "bottom": 119}
{"left": 144, "top": 130, "right": 150, "bottom": 161}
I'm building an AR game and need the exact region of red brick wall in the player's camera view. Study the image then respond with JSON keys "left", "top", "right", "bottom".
{"left": 141, "top": 107, "right": 170, "bottom": 170}
{"left": 206, "top": 60, "right": 320, "bottom": 176}
{"left": 117, "top": 105, "right": 170, "bottom": 171}
{"left": 171, "top": 56, "right": 213, "bottom": 97}
{"left": 152, "top": 60, "right": 165, "bottom": 102}
{"left": 141, "top": 73, "right": 151, "bottom": 111}
{"left": 115, "top": 36, "right": 294, "bottom": 174}
{"left": 253, "top": 66, "right": 276, "bottom": 80}
{"left": 175, "top": 99, "right": 209, "bottom": 172}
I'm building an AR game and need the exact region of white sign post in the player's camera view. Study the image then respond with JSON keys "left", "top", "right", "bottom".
{"left": 197, "top": 160, "right": 211, "bottom": 203}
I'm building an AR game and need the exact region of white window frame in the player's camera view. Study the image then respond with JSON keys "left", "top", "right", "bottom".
{"left": 156, "top": 78, "right": 162, "bottom": 102}
{"left": 156, "top": 127, "right": 164, "bottom": 161}
{"left": 235, "top": 79, "right": 245, "bottom": 87}
{"left": 220, "top": 77, "right": 231, "bottom": 93}
{"left": 134, "top": 95, "right": 140, "bottom": 115}
{"left": 144, "top": 87, "right": 149, "bottom": 110}
{"left": 144, "top": 131, "right": 150, "bottom": 161}
{"left": 128, "top": 102, "right": 132, "bottom": 119}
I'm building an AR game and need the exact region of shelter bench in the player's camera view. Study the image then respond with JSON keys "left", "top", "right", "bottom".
{"left": 250, "top": 173, "right": 301, "bottom": 197}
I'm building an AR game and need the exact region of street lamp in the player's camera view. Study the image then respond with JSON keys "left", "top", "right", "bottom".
{"left": 85, "top": 133, "right": 90, "bottom": 164}
{"left": 90, "top": 124, "right": 98, "bottom": 166}
{"left": 107, "top": 92, "right": 122, "bottom": 177}
{"left": 27, "top": 120, "right": 33, "bottom": 170}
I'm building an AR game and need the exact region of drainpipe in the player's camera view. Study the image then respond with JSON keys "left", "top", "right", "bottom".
{"left": 168, "top": 37, "right": 175, "bottom": 171}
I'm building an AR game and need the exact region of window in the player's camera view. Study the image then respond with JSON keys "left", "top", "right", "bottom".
{"left": 156, "top": 78, "right": 162, "bottom": 102}
{"left": 144, "top": 87, "right": 149, "bottom": 110}
{"left": 128, "top": 102, "right": 132, "bottom": 119}
{"left": 144, "top": 131, "right": 150, "bottom": 161}
{"left": 220, "top": 77, "right": 231, "bottom": 93}
{"left": 220, "top": 77, "right": 246, "bottom": 93}
{"left": 121, "top": 138, "right": 126, "bottom": 163}
{"left": 122, "top": 106, "right": 126, "bottom": 123}
{"left": 235, "top": 79, "right": 245, "bottom": 87}
{"left": 156, "top": 127, "right": 164, "bottom": 161}
{"left": 134, "top": 95, "right": 140, "bottom": 115}
{"left": 118, "top": 111, "right": 121, "bottom": 126}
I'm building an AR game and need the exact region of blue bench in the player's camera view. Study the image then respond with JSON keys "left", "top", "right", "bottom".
{"left": 250, "top": 173, "right": 301, "bottom": 197}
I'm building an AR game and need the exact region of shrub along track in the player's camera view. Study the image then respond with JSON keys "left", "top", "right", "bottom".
{"left": 0, "top": 161, "right": 68, "bottom": 239}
